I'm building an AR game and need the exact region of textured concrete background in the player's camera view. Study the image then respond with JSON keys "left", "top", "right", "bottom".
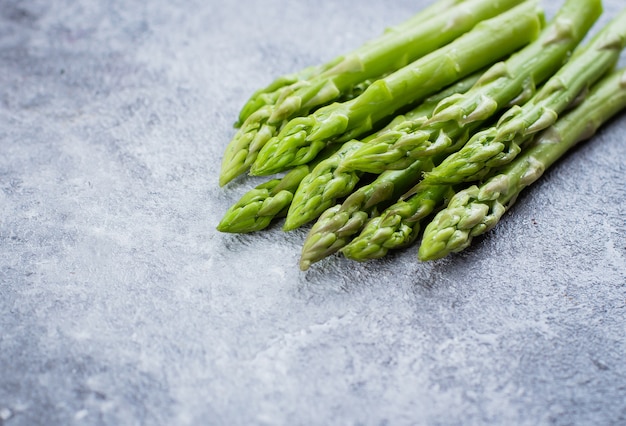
{"left": 1, "top": 0, "right": 625, "bottom": 425}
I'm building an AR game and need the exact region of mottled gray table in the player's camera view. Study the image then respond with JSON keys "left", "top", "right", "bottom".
{"left": 1, "top": 0, "right": 625, "bottom": 425}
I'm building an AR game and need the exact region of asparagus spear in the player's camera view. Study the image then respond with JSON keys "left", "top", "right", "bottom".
{"left": 284, "top": 72, "right": 484, "bottom": 232}
{"left": 234, "top": 0, "right": 470, "bottom": 126}
{"left": 219, "top": 74, "right": 483, "bottom": 234}
{"left": 341, "top": 182, "right": 454, "bottom": 261}
{"left": 250, "top": 2, "right": 543, "bottom": 177}
{"left": 424, "top": 8, "right": 626, "bottom": 185}
{"left": 340, "top": 0, "right": 602, "bottom": 174}
{"left": 216, "top": 165, "right": 311, "bottom": 233}
{"left": 220, "top": 76, "right": 382, "bottom": 187}
{"left": 299, "top": 159, "right": 433, "bottom": 270}
{"left": 220, "top": 0, "right": 527, "bottom": 186}
{"left": 296, "top": 72, "right": 484, "bottom": 268}
{"left": 217, "top": 143, "right": 345, "bottom": 233}
{"left": 283, "top": 140, "right": 364, "bottom": 231}
{"left": 418, "top": 67, "right": 626, "bottom": 261}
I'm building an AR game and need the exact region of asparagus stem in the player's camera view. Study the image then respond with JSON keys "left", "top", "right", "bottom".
{"left": 217, "top": 165, "right": 311, "bottom": 233}
{"left": 250, "top": 2, "right": 543, "bottom": 177}
{"left": 217, "top": 145, "right": 340, "bottom": 233}
{"left": 341, "top": 183, "right": 455, "bottom": 261}
{"left": 418, "top": 67, "right": 626, "bottom": 261}
{"left": 296, "top": 73, "right": 484, "bottom": 268}
{"left": 283, "top": 141, "right": 364, "bottom": 231}
{"left": 424, "top": 7, "right": 626, "bottom": 185}
{"left": 340, "top": 0, "right": 602, "bottom": 174}
{"left": 299, "top": 159, "right": 433, "bottom": 270}
{"left": 220, "top": 0, "right": 527, "bottom": 186}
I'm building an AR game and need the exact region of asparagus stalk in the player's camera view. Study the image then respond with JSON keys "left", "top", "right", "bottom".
{"left": 299, "top": 159, "right": 433, "bottom": 270}
{"left": 340, "top": 0, "right": 602, "bottom": 174}
{"left": 216, "top": 167, "right": 310, "bottom": 233}
{"left": 341, "top": 182, "right": 454, "bottom": 261}
{"left": 418, "top": 67, "right": 626, "bottom": 261}
{"left": 284, "top": 71, "right": 485, "bottom": 232}
{"left": 217, "top": 145, "right": 342, "bottom": 233}
{"left": 283, "top": 140, "right": 364, "bottom": 231}
{"left": 234, "top": 0, "right": 470, "bottom": 126}
{"left": 296, "top": 72, "right": 484, "bottom": 267}
{"left": 424, "top": 8, "right": 626, "bottom": 185}
{"left": 220, "top": 0, "right": 527, "bottom": 186}
{"left": 250, "top": 2, "right": 543, "bottom": 177}
{"left": 219, "top": 74, "right": 483, "bottom": 234}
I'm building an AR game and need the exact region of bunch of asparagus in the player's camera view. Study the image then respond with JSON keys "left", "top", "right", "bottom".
{"left": 217, "top": 0, "right": 626, "bottom": 271}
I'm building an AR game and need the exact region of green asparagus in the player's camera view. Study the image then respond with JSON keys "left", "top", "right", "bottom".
{"left": 216, "top": 165, "right": 311, "bottom": 233}
{"left": 217, "top": 141, "right": 350, "bottom": 233}
{"left": 220, "top": 0, "right": 527, "bottom": 186}
{"left": 250, "top": 2, "right": 543, "bottom": 177}
{"left": 217, "top": 1, "right": 626, "bottom": 272}
{"left": 283, "top": 141, "right": 364, "bottom": 231}
{"left": 340, "top": 0, "right": 602, "bottom": 174}
{"left": 300, "top": 159, "right": 433, "bottom": 270}
{"left": 424, "top": 8, "right": 626, "bottom": 185}
{"left": 341, "top": 182, "right": 454, "bottom": 261}
{"left": 219, "top": 74, "right": 482, "bottom": 235}
{"left": 418, "top": 67, "right": 626, "bottom": 261}
{"left": 297, "top": 73, "right": 484, "bottom": 267}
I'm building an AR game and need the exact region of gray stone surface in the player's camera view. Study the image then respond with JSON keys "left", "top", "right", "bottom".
{"left": 1, "top": 0, "right": 625, "bottom": 425}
